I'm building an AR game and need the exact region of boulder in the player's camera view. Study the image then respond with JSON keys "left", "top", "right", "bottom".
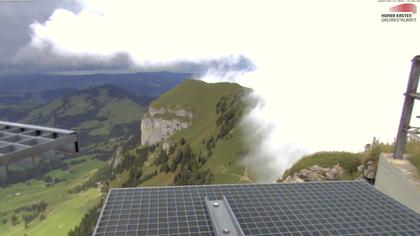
{"left": 282, "top": 164, "right": 344, "bottom": 183}
{"left": 364, "top": 160, "right": 376, "bottom": 180}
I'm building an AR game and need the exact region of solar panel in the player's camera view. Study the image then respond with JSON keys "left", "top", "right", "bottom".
{"left": 94, "top": 181, "right": 420, "bottom": 236}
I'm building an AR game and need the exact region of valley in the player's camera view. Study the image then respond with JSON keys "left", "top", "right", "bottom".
{"left": 0, "top": 155, "right": 104, "bottom": 236}
{"left": 0, "top": 75, "right": 253, "bottom": 236}
{"left": 0, "top": 73, "right": 191, "bottom": 235}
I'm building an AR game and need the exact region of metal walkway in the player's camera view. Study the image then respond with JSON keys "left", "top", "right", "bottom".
{"left": 0, "top": 121, "right": 78, "bottom": 178}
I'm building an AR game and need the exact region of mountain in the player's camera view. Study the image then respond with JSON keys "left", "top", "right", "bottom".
{"left": 0, "top": 88, "right": 77, "bottom": 121}
{"left": 0, "top": 79, "right": 253, "bottom": 235}
{"left": 0, "top": 72, "right": 191, "bottom": 121}
{"left": 67, "top": 79, "right": 254, "bottom": 235}
{"left": 0, "top": 75, "right": 192, "bottom": 236}
{"left": 104, "top": 79, "right": 253, "bottom": 189}
{"left": 0, "top": 84, "right": 151, "bottom": 236}
{"left": 19, "top": 84, "right": 148, "bottom": 156}
{"left": 0, "top": 72, "right": 191, "bottom": 98}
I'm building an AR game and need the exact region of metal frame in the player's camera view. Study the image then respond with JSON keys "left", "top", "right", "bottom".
{"left": 0, "top": 121, "right": 78, "bottom": 176}
{"left": 205, "top": 196, "right": 245, "bottom": 236}
{"left": 394, "top": 55, "right": 420, "bottom": 159}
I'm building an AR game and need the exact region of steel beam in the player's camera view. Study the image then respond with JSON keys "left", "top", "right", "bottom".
{"left": 0, "top": 121, "right": 78, "bottom": 168}
{"left": 0, "top": 121, "right": 75, "bottom": 135}
{"left": 394, "top": 55, "right": 420, "bottom": 159}
{"left": 205, "top": 196, "right": 244, "bottom": 236}
{"left": 0, "top": 133, "right": 77, "bottom": 165}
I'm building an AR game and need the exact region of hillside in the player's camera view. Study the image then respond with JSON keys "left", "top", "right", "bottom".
{"left": 64, "top": 80, "right": 254, "bottom": 235}
{"left": 19, "top": 84, "right": 146, "bottom": 155}
{"left": 0, "top": 84, "right": 152, "bottom": 235}
{"left": 0, "top": 156, "right": 104, "bottom": 236}
{"left": 0, "top": 79, "right": 253, "bottom": 236}
{"left": 106, "top": 80, "right": 253, "bottom": 188}
{"left": 279, "top": 139, "right": 420, "bottom": 183}
{"left": 280, "top": 152, "right": 363, "bottom": 182}
{"left": 0, "top": 88, "right": 76, "bottom": 121}
{"left": 0, "top": 72, "right": 190, "bottom": 121}
{"left": 142, "top": 80, "right": 252, "bottom": 185}
{"left": 0, "top": 84, "right": 151, "bottom": 235}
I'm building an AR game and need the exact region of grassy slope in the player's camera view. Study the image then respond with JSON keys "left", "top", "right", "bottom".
{"left": 138, "top": 80, "right": 251, "bottom": 186}
{"left": 0, "top": 156, "right": 105, "bottom": 236}
{"left": 0, "top": 79, "right": 189, "bottom": 235}
{"left": 282, "top": 152, "right": 362, "bottom": 181}
{"left": 410, "top": 155, "right": 420, "bottom": 174}
{"left": 20, "top": 85, "right": 145, "bottom": 154}
{"left": 401, "top": 142, "right": 420, "bottom": 174}
{"left": 22, "top": 86, "right": 145, "bottom": 131}
{"left": 282, "top": 140, "right": 420, "bottom": 180}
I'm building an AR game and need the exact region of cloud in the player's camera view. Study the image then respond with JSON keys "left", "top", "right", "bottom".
{"left": 0, "top": 0, "right": 81, "bottom": 66}
{"left": 10, "top": 45, "right": 134, "bottom": 73}
{"left": 4, "top": 1, "right": 255, "bottom": 73}
{"left": 11, "top": 43, "right": 255, "bottom": 74}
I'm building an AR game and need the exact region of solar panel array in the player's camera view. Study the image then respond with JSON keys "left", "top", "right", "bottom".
{"left": 94, "top": 181, "right": 420, "bottom": 236}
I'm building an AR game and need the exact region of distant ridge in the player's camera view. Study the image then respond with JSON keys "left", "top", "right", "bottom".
{"left": 0, "top": 72, "right": 192, "bottom": 98}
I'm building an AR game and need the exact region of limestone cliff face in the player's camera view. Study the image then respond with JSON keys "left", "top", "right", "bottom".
{"left": 140, "top": 106, "right": 194, "bottom": 146}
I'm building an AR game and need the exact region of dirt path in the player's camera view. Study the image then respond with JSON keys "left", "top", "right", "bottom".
{"left": 239, "top": 155, "right": 252, "bottom": 183}
{"left": 216, "top": 155, "right": 253, "bottom": 183}
{"left": 216, "top": 166, "right": 242, "bottom": 178}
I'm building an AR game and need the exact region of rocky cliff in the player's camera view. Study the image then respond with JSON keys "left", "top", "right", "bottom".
{"left": 279, "top": 164, "right": 344, "bottom": 183}
{"left": 140, "top": 106, "right": 194, "bottom": 146}
{"left": 109, "top": 146, "right": 124, "bottom": 169}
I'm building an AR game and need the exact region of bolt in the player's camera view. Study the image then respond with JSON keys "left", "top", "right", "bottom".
{"left": 222, "top": 228, "right": 230, "bottom": 234}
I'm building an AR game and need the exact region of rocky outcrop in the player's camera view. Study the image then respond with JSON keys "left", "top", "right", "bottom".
{"left": 357, "top": 160, "right": 377, "bottom": 184}
{"left": 109, "top": 146, "right": 124, "bottom": 169}
{"left": 148, "top": 107, "right": 194, "bottom": 119}
{"left": 281, "top": 164, "right": 344, "bottom": 183}
{"left": 141, "top": 106, "right": 194, "bottom": 146}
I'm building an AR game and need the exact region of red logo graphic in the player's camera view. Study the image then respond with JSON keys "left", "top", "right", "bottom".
{"left": 389, "top": 3, "right": 417, "bottom": 14}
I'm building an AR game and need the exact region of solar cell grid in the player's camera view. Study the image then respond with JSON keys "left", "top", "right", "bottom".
{"left": 94, "top": 181, "right": 420, "bottom": 236}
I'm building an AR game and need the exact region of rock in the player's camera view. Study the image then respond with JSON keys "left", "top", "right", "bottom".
{"left": 363, "top": 160, "right": 376, "bottom": 180}
{"left": 325, "top": 164, "right": 344, "bottom": 180}
{"left": 282, "top": 164, "right": 344, "bottom": 183}
{"left": 141, "top": 106, "right": 194, "bottom": 146}
{"left": 110, "top": 146, "right": 124, "bottom": 169}
{"left": 284, "top": 175, "right": 305, "bottom": 183}
{"left": 162, "top": 142, "right": 170, "bottom": 153}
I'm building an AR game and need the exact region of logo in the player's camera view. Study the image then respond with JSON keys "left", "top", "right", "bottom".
{"left": 379, "top": 1, "right": 418, "bottom": 23}
{"left": 389, "top": 3, "right": 417, "bottom": 14}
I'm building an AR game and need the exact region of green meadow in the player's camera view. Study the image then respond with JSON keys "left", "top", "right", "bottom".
{"left": 0, "top": 156, "right": 105, "bottom": 236}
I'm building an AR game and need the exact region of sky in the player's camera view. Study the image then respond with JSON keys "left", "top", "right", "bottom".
{"left": 1, "top": 0, "right": 420, "bottom": 180}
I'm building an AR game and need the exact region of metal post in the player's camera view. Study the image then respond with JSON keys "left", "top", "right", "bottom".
{"left": 31, "top": 155, "right": 40, "bottom": 169}
{"left": 394, "top": 56, "right": 420, "bottom": 159}
{"left": 0, "top": 165, "right": 8, "bottom": 179}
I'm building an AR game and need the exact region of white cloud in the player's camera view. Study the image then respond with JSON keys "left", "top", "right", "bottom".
{"left": 24, "top": 0, "right": 420, "bottom": 181}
